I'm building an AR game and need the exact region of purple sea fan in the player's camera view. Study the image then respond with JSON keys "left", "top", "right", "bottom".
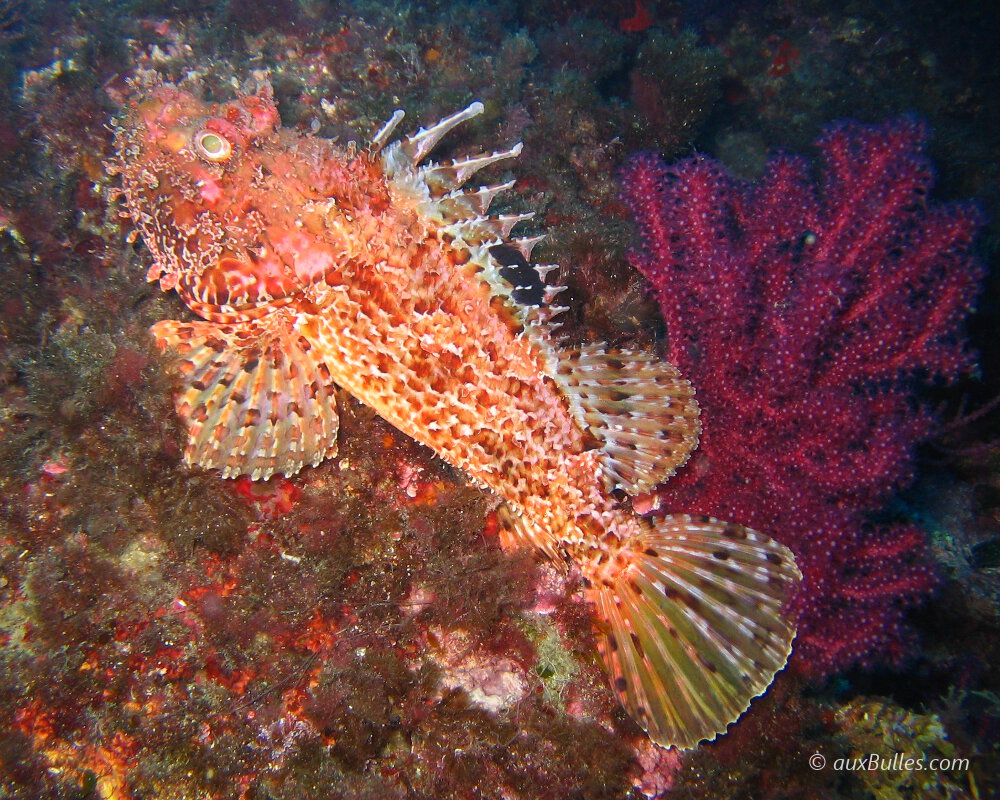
{"left": 621, "top": 117, "right": 984, "bottom": 675}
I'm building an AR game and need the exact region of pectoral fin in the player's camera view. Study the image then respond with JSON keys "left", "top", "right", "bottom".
{"left": 152, "top": 316, "right": 339, "bottom": 480}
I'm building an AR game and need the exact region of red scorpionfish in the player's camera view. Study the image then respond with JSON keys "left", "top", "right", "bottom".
{"left": 111, "top": 76, "right": 800, "bottom": 750}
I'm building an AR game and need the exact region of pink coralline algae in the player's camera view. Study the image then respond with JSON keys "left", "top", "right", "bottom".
{"left": 621, "top": 118, "right": 983, "bottom": 676}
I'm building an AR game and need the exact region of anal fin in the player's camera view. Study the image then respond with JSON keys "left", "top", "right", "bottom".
{"left": 152, "top": 316, "right": 339, "bottom": 480}
{"left": 590, "top": 515, "right": 800, "bottom": 749}
{"left": 555, "top": 344, "right": 700, "bottom": 495}
{"left": 496, "top": 503, "right": 563, "bottom": 563}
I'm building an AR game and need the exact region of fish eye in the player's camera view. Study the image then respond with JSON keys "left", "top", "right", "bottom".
{"left": 193, "top": 129, "right": 233, "bottom": 162}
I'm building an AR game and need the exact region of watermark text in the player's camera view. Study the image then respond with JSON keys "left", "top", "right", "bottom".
{"left": 808, "top": 752, "right": 969, "bottom": 772}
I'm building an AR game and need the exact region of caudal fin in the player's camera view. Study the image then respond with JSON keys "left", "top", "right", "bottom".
{"left": 588, "top": 514, "right": 800, "bottom": 749}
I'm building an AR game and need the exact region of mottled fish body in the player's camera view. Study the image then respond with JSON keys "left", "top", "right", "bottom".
{"left": 112, "top": 78, "right": 800, "bottom": 749}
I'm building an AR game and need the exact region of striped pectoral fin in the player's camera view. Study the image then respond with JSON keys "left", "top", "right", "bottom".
{"left": 555, "top": 344, "right": 701, "bottom": 496}
{"left": 589, "top": 515, "right": 800, "bottom": 749}
{"left": 151, "top": 317, "right": 340, "bottom": 481}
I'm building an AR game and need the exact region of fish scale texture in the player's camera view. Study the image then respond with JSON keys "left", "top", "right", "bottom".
{"left": 112, "top": 77, "right": 801, "bottom": 749}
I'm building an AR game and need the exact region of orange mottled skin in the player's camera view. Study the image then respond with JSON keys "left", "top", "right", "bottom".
{"left": 115, "top": 81, "right": 627, "bottom": 565}
{"left": 113, "top": 78, "right": 800, "bottom": 750}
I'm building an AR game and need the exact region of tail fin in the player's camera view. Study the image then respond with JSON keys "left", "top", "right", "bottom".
{"left": 588, "top": 514, "right": 800, "bottom": 749}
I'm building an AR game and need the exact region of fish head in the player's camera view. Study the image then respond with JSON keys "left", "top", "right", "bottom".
{"left": 114, "top": 80, "right": 326, "bottom": 316}
{"left": 130, "top": 82, "right": 281, "bottom": 162}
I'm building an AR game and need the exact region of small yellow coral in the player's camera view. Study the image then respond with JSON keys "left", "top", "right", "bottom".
{"left": 835, "top": 699, "right": 973, "bottom": 800}
{"left": 519, "top": 613, "right": 579, "bottom": 707}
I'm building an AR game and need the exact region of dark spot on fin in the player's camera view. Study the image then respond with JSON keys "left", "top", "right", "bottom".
{"left": 491, "top": 243, "right": 546, "bottom": 306}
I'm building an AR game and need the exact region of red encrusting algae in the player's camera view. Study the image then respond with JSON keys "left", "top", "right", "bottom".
{"left": 620, "top": 0, "right": 654, "bottom": 33}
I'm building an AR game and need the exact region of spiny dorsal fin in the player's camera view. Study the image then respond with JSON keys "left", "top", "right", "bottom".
{"left": 554, "top": 344, "right": 700, "bottom": 495}
{"left": 370, "top": 109, "right": 405, "bottom": 154}
{"left": 398, "top": 102, "right": 485, "bottom": 165}
{"left": 379, "top": 102, "right": 568, "bottom": 344}
{"left": 589, "top": 515, "right": 800, "bottom": 749}
{"left": 152, "top": 317, "right": 339, "bottom": 480}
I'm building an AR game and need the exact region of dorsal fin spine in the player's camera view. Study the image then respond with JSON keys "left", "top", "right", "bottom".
{"left": 383, "top": 103, "right": 572, "bottom": 355}
{"left": 370, "top": 109, "right": 405, "bottom": 154}
{"left": 471, "top": 180, "right": 516, "bottom": 212}
{"left": 400, "top": 102, "right": 485, "bottom": 164}
{"left": 513, "top": 237, "right": 545, "bottom": 261}
{"left": 451, "top": 143, "right": 523, "bottom": 184}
